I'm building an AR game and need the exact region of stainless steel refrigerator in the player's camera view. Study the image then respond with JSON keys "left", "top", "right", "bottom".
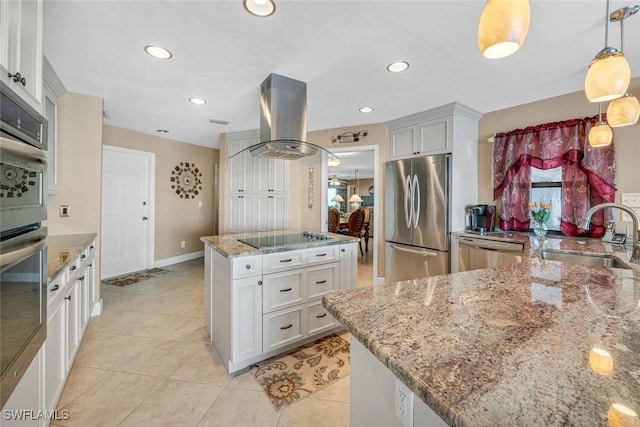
{"left": 385, "top": 154, "right": 450, "bottom": 282}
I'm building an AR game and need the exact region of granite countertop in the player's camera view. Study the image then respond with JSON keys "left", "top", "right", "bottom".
{"left": 200, "top": 229, "right": 359, "bottom": 258}
{"left": 323, "top": 235, "right": 640, "bottom": 427}
{"left": 48, "top": 233, "right": 97, "bottom": 283}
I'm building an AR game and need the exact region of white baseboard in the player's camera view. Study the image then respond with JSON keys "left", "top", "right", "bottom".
{"left": 154, "top": 250, "right": 204, "bottom": 268}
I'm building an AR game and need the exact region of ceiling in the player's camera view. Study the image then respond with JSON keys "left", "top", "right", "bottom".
{"left": 328, "top": 150, "right": 375, "bottom": 180}
{"left": 43, "top": 1, "right": 640, "bottom": 151}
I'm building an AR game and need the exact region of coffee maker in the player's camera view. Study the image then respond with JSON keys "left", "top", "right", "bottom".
{"left": 465, "top": 205, "right": 496, "bottom": 232}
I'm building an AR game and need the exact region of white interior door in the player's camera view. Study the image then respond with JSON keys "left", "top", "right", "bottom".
{"left": 101, "top": 146, "right": 154, "bottom": 279}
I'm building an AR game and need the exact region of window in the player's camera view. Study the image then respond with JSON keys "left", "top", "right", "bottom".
{"left": 328, "top": 187, "right": 338, "bottom": 208}
{"left": 530, "top": 167, "right": 562, "bottom": 231}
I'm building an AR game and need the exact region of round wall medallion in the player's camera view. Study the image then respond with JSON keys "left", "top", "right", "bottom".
{"left": 368, "top": 185, "right": 374, "bottom": 195}
{"left": 170, "top": 162, "right": 203, "bottom": 199}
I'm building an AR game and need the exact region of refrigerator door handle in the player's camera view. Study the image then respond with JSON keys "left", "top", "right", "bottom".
{"left": 404, "top": 175, "right": 412, "bottom": 229}
{"left": 412, "top": 174, "right": 420, "bottom": 229}
{"left": 389, "top": 244, "right": 438, "bottom": 257}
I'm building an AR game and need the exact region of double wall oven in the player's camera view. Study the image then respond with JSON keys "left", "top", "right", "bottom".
{"left": 0, "top": 81, "right": 48, "bottom": 408}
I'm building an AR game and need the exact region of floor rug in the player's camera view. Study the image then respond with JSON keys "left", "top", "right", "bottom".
{"left": 102, "top": 268, "right": 171, "bottom": 287}
{"left": 253, "top": 333, "right": 350, "bottom": 411}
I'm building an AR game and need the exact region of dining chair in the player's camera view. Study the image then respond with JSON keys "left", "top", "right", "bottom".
{"left": 328, "top": 208, "right": 340, "bottom": 233}
{"left": 361, "top": 207, "right": 370, "bottom": 253}
{"left": 339, "top": 208, "right": 366, "bottom": 255}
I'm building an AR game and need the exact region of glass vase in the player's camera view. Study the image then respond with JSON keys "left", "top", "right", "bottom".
{"left": 534, "top": 221, "right": 548, "bottom": 238}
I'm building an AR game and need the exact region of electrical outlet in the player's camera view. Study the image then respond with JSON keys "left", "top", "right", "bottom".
{"left": 198, "top": 200, "right": 203, "bottom": 208}
{"left": 59, "top": 205, "right": 70, "bottom": 217}
{"left": 180, "top": 241, "right": 186, "bottom": 248}
{"left": 395, "top": 379, "right": 413, "bottom": 427}
{"left": 620, "top": 193, "right": 640, "bottom": 222}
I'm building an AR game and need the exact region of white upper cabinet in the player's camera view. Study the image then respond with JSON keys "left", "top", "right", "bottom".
{"left": 0, "top": 0, "right": 44, "bottom": 111}
{"left": 389, "top": 115, "right": 452, "bottom": 159}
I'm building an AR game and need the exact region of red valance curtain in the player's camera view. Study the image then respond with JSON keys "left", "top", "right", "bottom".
{"left": 492, "top": 115, "right": 617, "bottom": 237}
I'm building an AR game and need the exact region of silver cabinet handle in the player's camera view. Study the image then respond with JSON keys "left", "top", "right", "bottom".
{"left": 280, "top": 324, "right": 293, "bottom": 330}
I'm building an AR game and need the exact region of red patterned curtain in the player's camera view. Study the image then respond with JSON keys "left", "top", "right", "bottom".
{"left": 492, "top": 115, "right": 616, "bottom": 237}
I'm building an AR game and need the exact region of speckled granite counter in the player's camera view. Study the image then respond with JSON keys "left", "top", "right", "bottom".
{"left": 323, "top": 235, "right": 640, "bottom": 427}
{"left": 200, "top": 230, "right": 359, "bottom": 258}
{"left": 48, "top": 233, "right": 97, "bottom": 283}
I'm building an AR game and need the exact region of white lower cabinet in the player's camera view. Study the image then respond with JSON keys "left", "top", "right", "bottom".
{"left": 1, "top": 349, "right": 43, "bottom": 427}
{"left": 208, "top": 241, "right": 357, "bottom": 374}
{"left": 64, "top": 280, "right": 80, "bottom": 370}
{"left": 232, "top": 276, "right": 263, "bottom": 363}
{"left": 44, "top": 301, "right": 66, "bottom": 414}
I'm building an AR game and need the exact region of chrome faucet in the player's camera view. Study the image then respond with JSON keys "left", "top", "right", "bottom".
{"left": 578, "top": 202, "right": 640, "bottom": 264}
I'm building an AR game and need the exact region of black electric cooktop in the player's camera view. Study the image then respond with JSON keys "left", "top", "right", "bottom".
{"left": 238, "top": 231, "right": 333, "bottom": 249}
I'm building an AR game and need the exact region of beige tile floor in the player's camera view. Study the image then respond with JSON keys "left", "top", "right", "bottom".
{"left": 52, "top": 248, "right": 374, "bottom": 427}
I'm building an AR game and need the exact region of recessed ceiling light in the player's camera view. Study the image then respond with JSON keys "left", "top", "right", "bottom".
{"left": 243, "top": 0, "right": 276, "bottom": 17}
{"left": 189, "top": 98, "right": 207, "bottom": 105}
{"left": 359, "top": 107, "right": 374, "bottom": 113}
{"left": 156, "top": 129, "right": 169, "bottom": 133}
{"left": 144, "top": 45, "right": 172, "bottom": 59}
{"left": 387, "top": 61, "right": 410, "bottom": 73}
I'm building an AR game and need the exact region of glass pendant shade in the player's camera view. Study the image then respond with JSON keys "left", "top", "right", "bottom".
{"left": 477, "top": 0, "right": 531, "bottom": 59}
{"left": 606, "top": 93, "right": 640, "bottom": 127}
{"left": 327, "top": 154, "right": 341, "bottom": 167}
{"left": 585, "top": 53, "right": 631, "bottom": 102}
{"left": 588, "top": 122, "right": 613, "bottom": 147}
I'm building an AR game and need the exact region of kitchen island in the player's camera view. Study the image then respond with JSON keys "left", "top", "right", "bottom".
{"left": 323, "top": 235, "right": 640, "bottom": 427}
{"left": 201, "top": 230, "right": 359, "bottom": 374}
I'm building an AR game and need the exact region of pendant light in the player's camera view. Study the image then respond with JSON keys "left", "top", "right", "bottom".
{"left": 589, "top": 103, "right": 613, "bottom": 147}
{"left": 328, "top": 154, "right": 341, "bottom": 167}
{"left": 349, "top": 169, "right": 363, "bottom": 210}
{"left": 329, "top": 176, "right": 341, "bottom": 186}
{"left": 585, "top": 0, "right": 631, "bottom": 102}
{"left": 477, "top": 0, "right": 531, "bottom": 59}
{"left": 606, "top": 5, "right": 640, "bottom": 127}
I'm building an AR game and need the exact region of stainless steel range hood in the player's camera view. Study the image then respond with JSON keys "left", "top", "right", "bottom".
{"left": 229, "top": 73, "right": 337, "bottom": 165}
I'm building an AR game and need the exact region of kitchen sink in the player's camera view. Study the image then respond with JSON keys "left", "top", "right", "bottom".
{"left": 541, "top": 251, "right": 631, "bottom": 269}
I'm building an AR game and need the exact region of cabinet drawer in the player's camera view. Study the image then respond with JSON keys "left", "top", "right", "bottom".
{"left": 263, "top": 270, "right": 304, "bottom": 313}
{"left": 66, "top": 257, "right": 81, "bottom": 281}
{"left": 306, "top": 263, "right": 339, "bottom": 300}
{"left": 307, "top": 301, "right": 338, "bottom": 336}
{"left": 305, "top": 246, "right": 339, "bottom": 265}
{"left": 232, "top": 255, "right": 263, "bottom": 278}
{"left": 263, "top": 250, "right": 304, "bottom": 273}
{"left": 263, "top": 306, "right": 304, "bottom": 353}
{"left": 47, "top": 276, "right": 65, "bottom": 314}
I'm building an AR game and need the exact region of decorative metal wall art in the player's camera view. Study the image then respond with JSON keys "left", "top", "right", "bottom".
{"left": 330, "top": 130, "right": 368, "bottom": 144}
{"left": 170, "top": 162, "right": 203, "bottom": 199}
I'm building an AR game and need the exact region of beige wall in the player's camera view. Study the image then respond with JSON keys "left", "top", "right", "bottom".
{"left": 44, "top": 91, "right": 103, "bottom": 294}
{"left": 102, "top": 125, "right": 219, "bottom": 261}
{"left": 478, "top": 77, "right": 640, "bottom": 231}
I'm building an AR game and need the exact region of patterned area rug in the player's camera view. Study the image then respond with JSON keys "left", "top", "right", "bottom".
{"left": 253, "top": 333, "right": 350, "bottom": 411}
{"left": 102, "top": 268, "right": 171, "bottom": 287}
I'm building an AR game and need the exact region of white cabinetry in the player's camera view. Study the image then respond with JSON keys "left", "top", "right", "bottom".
{"left": 42, "top": 57, "right": 66, "bottom": 194}
{"left": 226, "top": 130, "right": 288, "bottom": 233}
{"left": 0, "top": 0, "right": 43, "bottom": 110}
{"left": 43, "top": 238, "right": 96, "bottom": 416}
{"left": 387, "top": 103, "right": 481, "bottom": 232}
{"left": 206, "top": 241, "right": 356, "bottom": 374}
{"left": 1, "top": 348, "right": 43, "bottom": 427}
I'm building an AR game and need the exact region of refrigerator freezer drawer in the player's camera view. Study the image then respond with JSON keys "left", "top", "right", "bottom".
{"left": 384, "top": 242, "right": 449, "bottom": 283}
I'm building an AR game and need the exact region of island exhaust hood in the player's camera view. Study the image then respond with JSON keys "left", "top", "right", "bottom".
{"left": 229, "top": 73, "right": 337, "bottom": 165}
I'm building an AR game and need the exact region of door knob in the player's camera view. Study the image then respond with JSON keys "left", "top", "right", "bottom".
{"left": 142, "top": 216, "right": 148, "bottom": 220}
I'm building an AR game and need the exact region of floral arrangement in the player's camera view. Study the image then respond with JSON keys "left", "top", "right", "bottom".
{"left": 529, "top": 201, "right": 552, "bottom": 236}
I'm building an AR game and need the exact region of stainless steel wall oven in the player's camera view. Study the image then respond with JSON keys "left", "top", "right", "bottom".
{"left": 0, "top": 81, "right": 48, "bottom": 408}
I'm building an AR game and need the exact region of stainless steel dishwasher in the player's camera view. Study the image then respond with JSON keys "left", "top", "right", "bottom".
{"left": 458, "top": 236, "right": 524, "bottom": 272}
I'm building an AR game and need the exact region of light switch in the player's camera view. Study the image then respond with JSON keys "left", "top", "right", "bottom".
{"left": 620, "top": 193, "right": 640, "bottom": 222}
